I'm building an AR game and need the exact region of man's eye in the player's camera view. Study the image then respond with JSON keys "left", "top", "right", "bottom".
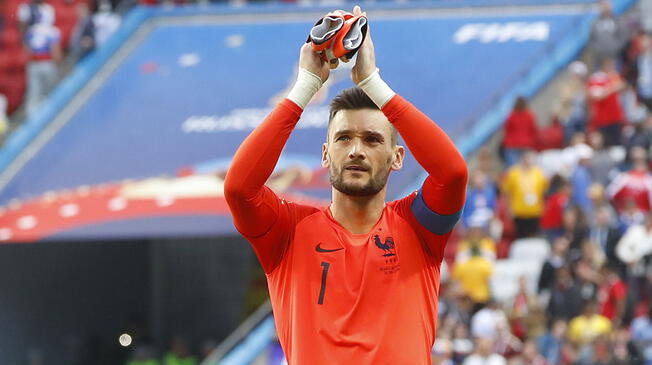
{"left": 336, "top": 136, "right": 350, "bottom": 141}
{"left": 366, "top": 136, "right": 380, "bottom": 143}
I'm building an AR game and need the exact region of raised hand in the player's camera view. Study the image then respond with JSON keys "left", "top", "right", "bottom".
{"left": 350, "top": 5, "right": 376, "bottom": 84}
{"left": 299, "top": 42, "right": 330, "bottom": 83}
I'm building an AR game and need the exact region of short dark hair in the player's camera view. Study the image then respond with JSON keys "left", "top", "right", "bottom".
{"left": 328, "top": 87, "right": 398, "bottom": 146}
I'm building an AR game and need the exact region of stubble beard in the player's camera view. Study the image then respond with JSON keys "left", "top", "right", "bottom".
{"left": 329, "top": 159, "right": 392, "bottom": 197}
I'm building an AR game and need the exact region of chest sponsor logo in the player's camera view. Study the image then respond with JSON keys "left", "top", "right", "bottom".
{"left": 315, "top": 243, "right": 344, "bottom": 253}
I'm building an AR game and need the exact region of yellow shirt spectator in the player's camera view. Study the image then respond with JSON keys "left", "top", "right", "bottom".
{"left": 452, "top": 253, "right": 493, "bottom": 304}
{"left": 568, "top": 313, "right": 612, "bottom": 345}
{"left": 501, "top": 164, "right": 547, "bottom": 218}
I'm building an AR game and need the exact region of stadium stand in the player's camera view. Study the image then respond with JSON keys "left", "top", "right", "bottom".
{"left": 1, "top": 0, "right": 652, "bottom": 364}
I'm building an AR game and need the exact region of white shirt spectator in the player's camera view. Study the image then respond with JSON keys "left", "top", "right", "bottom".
{"left": 25, "top": 23, "right": 61, "bottom": 58}
{"left": 616, "top": 223, "right": 652, "bottom": 263}
{"left": 93, "top": 7, "right": 121, "bottom": 47}
{"left": 471, "top": 307, "right": 509, "bottom": 339}
{"left": 17, "top": 2, "right": 55, "bottom": 27}
{"left": 463, "top": 353, "right": 507, "bottom": 365}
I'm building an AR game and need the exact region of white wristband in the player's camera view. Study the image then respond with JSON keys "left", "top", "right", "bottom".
{"left": 357, "top": 68, "right": 395, "bottom": 108}
{"left": 286, "top": 68, "right": 322, "bottom": 109}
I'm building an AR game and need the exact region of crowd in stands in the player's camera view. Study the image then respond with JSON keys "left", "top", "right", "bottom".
{"left": 429, "top": 1, "right": 652, "bottom": 364}
{"left": 0, "top": 0, "right": 121, "bottom": 139}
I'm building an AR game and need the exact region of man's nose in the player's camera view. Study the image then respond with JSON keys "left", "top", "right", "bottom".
{"left": 348, "top": 139, "right": 366, "bottom": 160}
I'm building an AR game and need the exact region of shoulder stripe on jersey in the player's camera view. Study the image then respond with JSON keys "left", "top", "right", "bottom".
{"left": 410, "top": 188, "right": 462, "bottom": 235}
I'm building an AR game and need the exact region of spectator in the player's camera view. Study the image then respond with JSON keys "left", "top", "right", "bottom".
{"left": 22, "top": 17, "right": 62, "bottom": 116}
{"left": 567, "top": 300, "right": 612, "bottom": 346}
{"left": 163, "top": 336, "right": 197, "bottom": 365}
{"left": 510, "top": 276, "right": 545, "bottom": 341}
{"left": 470, "top": 299, "right": 510, "bottom": 341}
{"left": 589, "top": 0, "right": 626, "bottom": 69}
{"left": 511, "top": 339, "right": 549, "bottom": 365}
{"left": 538, "top": 116, "right": 565, "bottom": 151}
{"left": 93, "top": 0, "right": 121, "bottom": 48}
{"left": 69, "top": 2, "right": 95, "bottom": 63}
{"left": 618, "top": 198, "right": 647, "bottom": 232}
{"left": 588, "top": 206, "right": 622, "bottom": 268}
{"left": 559, "top": 132, "right": 589, "bottom": 177}
{"left": 501, "top": 151, "right": 547, "bottom": 238}
{"left": 556, "top": 61, "right": 589, "bottom": 142}
{"left": 570, "top": 144, "right": 594, "bottom": 215}
{"left": 607, "top": 146, "right": 652, "bottom": 213}
{"left": 462, "top": 337, "right": 506, "bottom": 365}
{"left": 501, "top": 96, "right": 538, "bottom": 167}
{"left": 574, "top": 245, "right": 601, "bottom": 303}
{"left": 587, "top": 131, "right": 618, "bottom": 186}
{"left": 452, "top": 246, "right": 493, "bottom": 307}
{"left": 541, "top": 177, "right": 571, "bottom": 243}
{"left": 462, "top": 172, "right": 497, "bottom": 230}
{"left": 456, "top": 226, "right": 496, "bottom": 263}
{"left": 537, "top": 319, "right": 568, "bottom": 365}
{"left": 637, "top": 32, "right": 652, "bottom": 111}
{"left": 561, "top": 205, "right": 589, "bottom": 255}
{"left": 538, "top": 236, "right": 570, "bottom": 294}
{"left": 622, "top": 83, "right": 649, "bottom": 125}
{"left": 616, "top": 213, "right": 652, "bottom": 265}
{"left": 597, "top": 264, "right": 628, "bottom": 325}
{"left": 587, "top": 183, "right": 618, "bottom": 227}
{"left": 432, "top": 337, "right": 454, "bottom": 365}
{"left": 451, "top": 323, "right": 474, "bottom": 363}
{"left": 587, "top": 57, "right": 626, "bottom": 147}
{"left": 547, "top": 265, "right": 583, "bottom": 321}
{"left": 576, "top": 334, "right": 614, "bottom": 365}
{"left": 631, "top": 306, "right": 652, "bottom": 363}
{"left": 610, "top": 325, "right": 645, "bottom": 365}
{"left": 17, "top": 0, "right": 55, "bottom": 38}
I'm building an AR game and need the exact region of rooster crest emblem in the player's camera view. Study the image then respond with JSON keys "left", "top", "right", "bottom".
{"left": 373, "top": 235, "right": 396, "bottom": 257}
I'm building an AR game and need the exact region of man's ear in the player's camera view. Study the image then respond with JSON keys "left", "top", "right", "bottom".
{"left": 391, "top": 145, "right": 405, "bottom": 171}
{"left": 321, "top": 143, "right": 330, "bottom": 168}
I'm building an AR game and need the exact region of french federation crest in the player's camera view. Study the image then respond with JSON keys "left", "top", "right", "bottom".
{"left": 373, "top": 235, "right": 396, "bottom": 257}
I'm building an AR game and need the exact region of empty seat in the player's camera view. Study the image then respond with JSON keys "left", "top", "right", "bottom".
{"left": 490, "top": 259, "right": 542, "bottom": 302}
{"left": 509, "top": 237, "right": 550, "bottom": 261}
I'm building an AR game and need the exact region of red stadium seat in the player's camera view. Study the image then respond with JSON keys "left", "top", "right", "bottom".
{"left": 1, "top": 51, "right": 27, "bottom": 72}
{"left": 0, "top": 28, "right": 23, "bottom": 52}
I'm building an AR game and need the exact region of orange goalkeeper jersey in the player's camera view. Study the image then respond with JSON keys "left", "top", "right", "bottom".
{"left": 225, "top": 95, "right": 467, "bottom": 365}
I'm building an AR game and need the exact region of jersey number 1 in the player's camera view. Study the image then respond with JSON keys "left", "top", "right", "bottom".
{"left": 318, "top": 262, "right": 330, "bottom": 305}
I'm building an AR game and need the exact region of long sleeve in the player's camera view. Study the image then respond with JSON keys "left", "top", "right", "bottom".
{"left": 224, "top": 99, "right": 301, "bottom": 238}
{"left": 382, "top": 94, "right": 468, "bottom": 216}
{"left": 224, "top": 99, "right": 321, "bottom": 273}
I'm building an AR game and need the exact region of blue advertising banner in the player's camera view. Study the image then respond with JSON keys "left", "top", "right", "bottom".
{"left": 0, "top": 9, "right": 586, "bottom": 241}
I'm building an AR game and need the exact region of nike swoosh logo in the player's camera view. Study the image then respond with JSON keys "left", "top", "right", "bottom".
{"left": 315, "top": 243, "right": 343, "bottom": 253}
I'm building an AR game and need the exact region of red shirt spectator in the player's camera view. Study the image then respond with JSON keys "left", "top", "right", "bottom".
{"left": 538, "top": 117, "right": 565, "bottom": 151}
{"left": 598, "top": 268, "right": 627, "bottom": 322}
{"left": 541, "top": 186, "right": 571, "bottom": 230}
{"left": 607, "top": 153, "right": 652, "bottom": 213}
{"left": 502, "top": 97, "right": 538, "bottom": 149}
{"left": 587, "top": 60, "right": 625, "bottom": 130}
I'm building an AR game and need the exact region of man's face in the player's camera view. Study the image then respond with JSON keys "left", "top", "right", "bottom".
{"left": 322, "top": 109, "right": 404, "bottom": 197}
